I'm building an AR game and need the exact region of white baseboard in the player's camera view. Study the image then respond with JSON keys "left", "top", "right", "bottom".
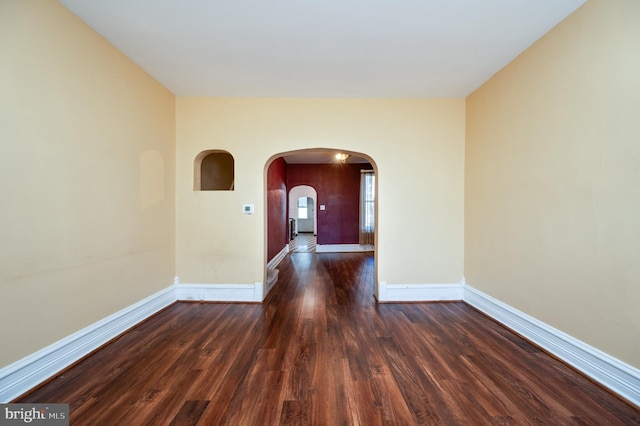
{"left": 463, "top": 284, "right": 640, "bottom": 408}
{"left": 176, "top": 283, "right": 263, "bottom": 303}
{"left": 377, "top": 282, "right": 463, "bottom": 302}
{"left": 0, "top": 285, "right": 176, "bottom": 403}
{"left": 316, "top": 244, "right": 374, "bottom": 253}
{"left": 267, "top": 245, "right": 289, "bottom": 270}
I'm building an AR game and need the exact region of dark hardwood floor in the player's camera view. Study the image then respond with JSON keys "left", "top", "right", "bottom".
{"left": 18, "top": 252, "right": 640, "bottom": 425}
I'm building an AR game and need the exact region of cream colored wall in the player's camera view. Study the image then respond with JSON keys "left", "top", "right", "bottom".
{"left": 465, "top": 0, "right": 640, "bottom": 367}
{"left": 176, "top": 98, "right": 465, "bottom": 289}
{"left": 0, "top": 1, "right": 176, "bottom": 367}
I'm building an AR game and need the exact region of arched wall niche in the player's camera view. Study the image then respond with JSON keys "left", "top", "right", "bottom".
{"left": 194, "top": 150, "right": 234, "bottom": 191}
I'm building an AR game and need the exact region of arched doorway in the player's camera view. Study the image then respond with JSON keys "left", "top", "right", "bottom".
{"left": 264, "top": 148, "right": 379, "bottom": 298}
{"left": 289, "top": 185, "right": 317, "bottom": 252}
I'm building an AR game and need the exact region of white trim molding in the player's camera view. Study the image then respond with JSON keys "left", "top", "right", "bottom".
{"left": 316, "top": 244, "right": 374, "bottom": 253}
{"left": 267, "top": 245, "right": 289, "bottom": 270}
{"left": 265, "top": 269, "right": 279, "bottom": 295}
{"left": 0, "top": 285, "right": 176, "bottom": 403}
{"left": 463, "top": 284, "right": 640, "bottom": 408}
{"left": 176, "top": 283, "right": 263, "bottom": 303}
{"left": 377, "top": 282, "right": 463, "bottom": 302}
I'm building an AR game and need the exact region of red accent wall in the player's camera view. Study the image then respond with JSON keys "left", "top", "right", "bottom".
{"left": 287, "top": 163, "right": 367, "bottom": 245}
{"left": 267, "top": 157, "right": 287, "bottom": 262}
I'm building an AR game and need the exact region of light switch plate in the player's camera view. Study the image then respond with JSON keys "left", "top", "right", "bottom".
{"left": 320, "top": 205, "right": 326, "bottom": 210}
{"left": 242, "top": 204, "right": 254, "bottom": 214}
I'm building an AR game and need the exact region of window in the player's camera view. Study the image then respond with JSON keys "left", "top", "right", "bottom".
{"left": 297, "top": 197, "right": 308, "bottom": 219}
{"left": 363, "top": 172, "right": 375, "bottom": 229}
{"left": 360, "top": 170, "right": 375, "bottom": 245}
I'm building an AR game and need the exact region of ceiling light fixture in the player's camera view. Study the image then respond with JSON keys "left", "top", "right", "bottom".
{"left": 335, "top": 153, "right": 349, "bottom": 163}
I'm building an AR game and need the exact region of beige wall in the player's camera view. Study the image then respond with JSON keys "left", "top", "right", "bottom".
{"left": 0, "top": 1, "right": 176, "bottom": 367}
{"left": 176, "top": 98, "right": 465, "bottom": 288}
{"left": 465, "top": 0, "right": 640, "bottom": 367}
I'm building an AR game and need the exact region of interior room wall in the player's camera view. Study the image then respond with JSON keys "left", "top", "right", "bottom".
{"left": 465, "top": 0, "right": 640, "bottom": 368}
{"left": 287, "top": 163, "right": 364, "bottom": 245}
{"left": 176, "top": 98, "right": 465, "bottom": 288}
{"left": 266, "top": 157, "right": 287, "bottom": 263}
{"left": 0, "top": 0, "right": 176, "bottom": 367}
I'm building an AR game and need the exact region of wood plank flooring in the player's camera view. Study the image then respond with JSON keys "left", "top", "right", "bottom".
{"left": 17, "top": 252, "right": 640, "bottom": 425}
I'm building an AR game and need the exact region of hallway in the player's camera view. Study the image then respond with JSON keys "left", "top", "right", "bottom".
{"left": 289, "top": 232, "right": 317, "bottom": 253}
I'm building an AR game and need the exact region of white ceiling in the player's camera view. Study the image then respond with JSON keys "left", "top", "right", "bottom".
{"left": 59, "top": 0, "right": 585, "bottom": 98}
